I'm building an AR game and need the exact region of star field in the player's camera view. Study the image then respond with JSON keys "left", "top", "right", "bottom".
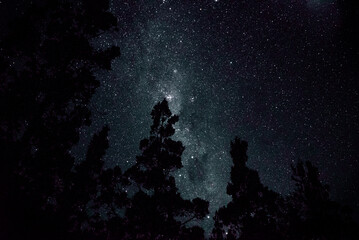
{"left": 76, "top": 0, "right": 359, "bottom": 233}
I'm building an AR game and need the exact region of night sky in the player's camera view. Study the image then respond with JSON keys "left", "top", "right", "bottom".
{"left": 75, "top": 0, "right": 359, "bottom": 233}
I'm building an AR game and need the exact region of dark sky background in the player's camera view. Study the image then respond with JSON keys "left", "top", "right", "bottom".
{"left": 3, "top": 0, "right": 357, "bottom": 234}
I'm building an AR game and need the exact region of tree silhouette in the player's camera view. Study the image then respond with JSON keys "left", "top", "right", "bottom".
{"left": 69, "top": 126, "right": 128, "bottom": 240}
{"left": 125, "top": 99, "right": 209, "bottom": 239}
{"left": 211, "top": 137, "right": 284, "bottom": 240}
{"left": 1, "top": 1, "right": 357, "bottom": 239}
{"left": 0, "top": 1, "right": 120, "bottom": 239}
{"left": 212, "top": 138, "right": 358, "bottom": 240}
{"left": 286, "top": 161, "right": 359, "bottom": 240}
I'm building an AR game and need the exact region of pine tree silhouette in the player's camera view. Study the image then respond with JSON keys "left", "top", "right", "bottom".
{"left": 124, "top": 99, "right": 209, "bottom": 239}
{"left": 211, "top": 137, "right": 284, "bottom": 240}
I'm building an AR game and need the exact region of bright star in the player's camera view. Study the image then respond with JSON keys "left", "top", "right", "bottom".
{"left": 165, "top": 94, "right": 174, "bottom": 101}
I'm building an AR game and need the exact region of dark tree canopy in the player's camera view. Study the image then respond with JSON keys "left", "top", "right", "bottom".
{"left": 0, "top": 1, "right": 120, "bottom": 239}
{"left": 124, "top": 99, "right": 209, "bottom": 240}
{"left": 285, "top": 161, "right": 359, "bottom": 240}
{"left": 211, "top": 137, "right": 284, "bottom": 240}
{"left": 0, "top": 1, "right": 358, "bottom": 239}
{"left": 211, "top": 138, "right": 358, "bottom": 240}
{"left": 71, "top": 126, "right": 128, "bottom": 239}
{"left": 127, "top": 99, "right": 184, "bottom": 191}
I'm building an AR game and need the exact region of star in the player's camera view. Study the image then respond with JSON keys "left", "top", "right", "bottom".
{"left": 165, "top": 94, "right": 174, "bottom": 101}
{"left": 81, "top": 0, "right": 359, "bottom": 235}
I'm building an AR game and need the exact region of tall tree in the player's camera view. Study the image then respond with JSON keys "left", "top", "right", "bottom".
{"left": 286, "top": 161, "right": 359, "bottom": 240}
{"left": 71, "top": 126, "right": 128, "bottom": 240}
{"left": 211, "top": 137, "right": 284, "bottom": 240}
{"left": 0, "top": 1, "right": 120, "bottom": 239}
{"left": 124, "top": 99, "right": 209, "bottom": 239}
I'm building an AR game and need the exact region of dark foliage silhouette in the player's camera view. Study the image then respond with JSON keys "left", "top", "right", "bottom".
{"left": 211, "top": 138, "right": 358, "bottom": 240}
{"left": 0, "top": 1, "right": 120, "bottom": 239}
{"left": 211, "top": 137, "right": 284, "bottom": 240}
{"left": 71, "top": 126, "right": 128, "bottom": 239}
{"left": 124, "top": 99, "right": 209, "bottom": 239}
{"left": 285, "top": 161, "right": 359, "bottom": 240}
{"left": 1, "top": 1, "right": 357, "bottom": 239}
